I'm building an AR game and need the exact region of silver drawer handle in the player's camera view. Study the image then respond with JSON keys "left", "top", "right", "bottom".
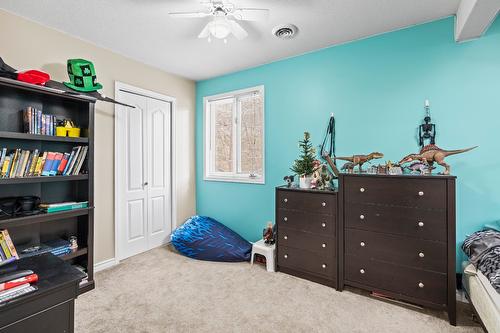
{"left": 360, "top": 268, "right": 365, "bottom": 274}
{"left": 322, "top": 264, "right": 327, "bottom": 269}
{"left": 418, "top": 191, "right": 424, "bottom": 196}
{"left": 283, "top": 217, "right": 288, "bottom": 222}
{"left": 284, "top": 235, "right": 288, "bottom": 240}
{"left": 360, "top": 214, "right": 365, "bottom": 220}
{"left": 360, "top": 242, "right": 365, "bottom": 247}
{"left": 418, "top": 221, "right": 424, "bottom": 227}
{"left": 321, "top": 222, "right": 326, "bottom": 228}
{"left": 284, "top": 254, "right": 288, "bottom": 259}
{"left": 284, "top": 198, "right": 288, "bottom": 203}
{"left": 321, "top": 202, "right": 326, "bottom": 207}
{"left": 419, "top": 252, "right": 425, "bottom": 258}
{"left": 322, "top": 243, "right": 326, "bottom": 248}
{"left": 360, "top": 187, "right": 365, "bottom": 193}
{"left": 418, "top": 282, "right": 424, "bottom": 288}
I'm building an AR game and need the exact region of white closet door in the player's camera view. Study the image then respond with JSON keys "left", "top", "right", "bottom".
{"left": 146, "top": 98, "right": 172, "bottom": 248}
{"left": 118, "top": 92, "right": 149, "bottom": 259}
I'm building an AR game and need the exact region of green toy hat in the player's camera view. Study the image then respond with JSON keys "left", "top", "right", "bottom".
{"left": 64, "top": 59, "right": 103, "bottom": 92}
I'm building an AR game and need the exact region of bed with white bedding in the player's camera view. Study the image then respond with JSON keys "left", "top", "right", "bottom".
{"left": 462, "top": 224, "right": 500, "bottom": 333}
{"left": 463, "top": 262, "right": 500, "bottom": 333}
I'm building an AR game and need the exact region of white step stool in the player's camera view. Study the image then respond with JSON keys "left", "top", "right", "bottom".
{"left": 250, "top": 239, "right": 276, "bottom": 272}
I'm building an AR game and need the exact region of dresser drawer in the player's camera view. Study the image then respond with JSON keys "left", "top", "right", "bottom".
{"left": 277, "top": 209, "right": 335, "bottom": 235}
{"left": 345, "top": 254, "right": 447, "bottom": 305}
{"left": 343, "top": 176, "right": 447, "bottom": 209}
{"left": 345, "top": 229, "right": 447, "bottom": 273}
{"left": 345, "top": 202, "right": 447, "bottom": 242}
{"left": 279, "top": 227, "right": 335, "bottom": 257}
{"left": 277, "top": 189, "right": 336, "bottom": 215}
{"left": 278, "top": 246, "right": 335, "bottom": 279}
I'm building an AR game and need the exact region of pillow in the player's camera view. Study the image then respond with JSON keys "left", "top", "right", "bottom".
{"left": 171, "top": 216, "right": 251, "bottom": 262}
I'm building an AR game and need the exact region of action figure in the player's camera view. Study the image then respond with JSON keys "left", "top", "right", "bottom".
{"left": 419, "top": 100, "right": 436, "bottom": 148}
{"left": 263, "top": 222, "right": 275, "bottom": 245}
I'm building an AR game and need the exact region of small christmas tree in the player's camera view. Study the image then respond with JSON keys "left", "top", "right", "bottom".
{"left": 291, "top": 132, "right": 316, "bottom": 176}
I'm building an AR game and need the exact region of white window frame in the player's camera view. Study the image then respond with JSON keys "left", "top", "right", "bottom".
{"left": 204, "top": 85, "right": 265, "bottom": 184}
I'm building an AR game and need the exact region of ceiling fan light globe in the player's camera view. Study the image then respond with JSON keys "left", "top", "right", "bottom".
{"left": 208, "top": 17, "right": 231, "bottom": 39}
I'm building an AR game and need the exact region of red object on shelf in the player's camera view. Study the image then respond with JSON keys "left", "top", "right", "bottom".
{"left": 0, "top": 273, "right": 38, "bottom": 292}
{"left": 17, "top": 70, "right": 50, "bottom": 85}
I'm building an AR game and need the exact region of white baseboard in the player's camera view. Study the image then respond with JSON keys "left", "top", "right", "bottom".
{"left": 94, "top": 257, "right": 119, "bottom": 273}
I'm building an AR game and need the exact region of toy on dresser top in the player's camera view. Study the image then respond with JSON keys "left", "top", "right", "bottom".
{"left": 399, "top": 144, "right": 478, "bottom": 175}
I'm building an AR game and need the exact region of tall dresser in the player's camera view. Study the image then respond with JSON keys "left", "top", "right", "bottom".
{"left": 338, "top": 174, "right": 456, "bottom": 325}
{"left": 275, "top": 186, "right": 338, "bottom": 288}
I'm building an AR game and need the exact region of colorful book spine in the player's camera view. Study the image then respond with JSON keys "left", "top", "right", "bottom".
{"left": 37, "top": 110, "right": 42, "bottom": 135}
{"left": 49, "top": 153, "right": 63, "bottom": 176}
{"left": 0, "top": 148, "right": 6, "bottom": 171}
{"left": 64, "top": 147, "right": 80, "bottom": 175}
{"left": 57, "top": 153, "right": 70, "bottom": 175}
{"left": 27, "top": 149, "right": 39, "bottom": 177}
{"left": 1, "top": 156, "right": 10, "bottom": 178}
{"left": 1, "top": 230, "right": 18, "bottom": 259}
{"left": 41, "top": 152, "right": 55, "bottom": 176}
{"left": 0, "top": 233, "right": 12, "bottom": 260}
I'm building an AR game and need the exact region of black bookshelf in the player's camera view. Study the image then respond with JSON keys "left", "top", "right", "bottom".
{"left": 0, "top": 77, "right": 95, "bottom": 295}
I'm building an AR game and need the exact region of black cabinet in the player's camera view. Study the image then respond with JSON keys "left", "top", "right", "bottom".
{"left": 339, "top": 174, "right": 456, "bottom": 325}
{"left": 276, "top": 186, "right": 338, "bottom": 288}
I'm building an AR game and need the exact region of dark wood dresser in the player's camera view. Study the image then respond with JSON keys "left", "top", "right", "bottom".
{"left": 338, "top": 174, "right": 456, "bottom": 325}
{"left": 276, "top": 186, "right": 338, "bottom": 288}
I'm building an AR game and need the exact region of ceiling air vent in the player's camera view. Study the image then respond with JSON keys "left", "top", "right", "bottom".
{"left": 272, "top": 24, "right": 298, "bottom": 40}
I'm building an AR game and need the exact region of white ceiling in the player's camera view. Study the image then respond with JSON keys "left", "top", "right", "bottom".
{"left": 0, "top": 0, "right": 462, "bottom": 81}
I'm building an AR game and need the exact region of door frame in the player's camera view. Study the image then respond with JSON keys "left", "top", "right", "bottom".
{"left": 114, "top": 81, "right": 177, "bottom": 261}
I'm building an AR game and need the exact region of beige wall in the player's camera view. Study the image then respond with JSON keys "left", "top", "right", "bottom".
{"left": 0, "top": 10, "right": 196, "bottom": 263}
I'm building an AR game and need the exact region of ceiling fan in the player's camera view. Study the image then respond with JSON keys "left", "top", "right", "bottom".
{"left": 169, "top": 1, "right": 269, "bottom": 43}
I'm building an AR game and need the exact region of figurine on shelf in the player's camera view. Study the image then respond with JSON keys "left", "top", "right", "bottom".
{"left": 388, "top": 166, "right": 403, "bottom": 175}
{"left": 69, "top": 236, "right": 79, "bottom": 251}
{"left": 335, "top": 152, "right": 384, "bottom": 173}
{"left": 404, "top": 161, "right": 435, "bottom": 175}
{"left": 376, "top": 164, "right": 388, "bottom": 175}
{"left": 419, "top": 100, "right": 437, "bottom": 148}
{"left": 386, "top": 161, "right": 403, "bottom": 175}
{"left": 399, "top": 144, "right": 477, "bottom": 175}
{"left": 311, "top": 160, "right": 334, "bottom": 190}
{"left": 263, "top": 222, "right": 275, "bottom": 245}
{"left": 283, "top": 175, "right": 295, "bottom": 188}
{"left": 341, "top": 162, "right": 355, "bottom": 174}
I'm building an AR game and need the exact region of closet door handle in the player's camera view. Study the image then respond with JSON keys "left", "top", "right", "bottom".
{"left": 144, "top": 182, "right": 149, "bottom": 186}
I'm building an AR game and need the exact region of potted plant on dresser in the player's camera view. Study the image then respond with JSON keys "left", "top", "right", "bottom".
{"left": 291, "top": 132, "right": 316, "bottom": 189}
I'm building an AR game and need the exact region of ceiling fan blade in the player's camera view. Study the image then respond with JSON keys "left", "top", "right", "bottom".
{"left": 169, "top": 11, "right": 211, "bottom": 18}
{"left": 228, "top": 20, "right": 248, "bottom": 40}
{"left": 230, "top": 8, "right": 269, "bottom": 21}
{"left": 198, "top": 23, "right": 211, "bottom": 39}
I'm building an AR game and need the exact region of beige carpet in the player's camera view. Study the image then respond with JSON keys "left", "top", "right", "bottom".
{"left": 75, "top": 246, "right": 481, "bottom": 333}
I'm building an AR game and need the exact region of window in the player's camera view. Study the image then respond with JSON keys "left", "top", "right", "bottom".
{"left": 204, "top": 86, "right": 264, "bottom": 184}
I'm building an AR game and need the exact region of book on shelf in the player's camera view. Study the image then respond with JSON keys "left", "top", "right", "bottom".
{"left": 0, "top": 229, "right": 19, "bottom": 267}
{"left": 22, "top": 106, "right": 56, "bottom": 136}
{"left": 39, "top": 201, "right": 88, "bottom": 213}
{"left": 0, "top": 146, "right": 88, "bottom": 179}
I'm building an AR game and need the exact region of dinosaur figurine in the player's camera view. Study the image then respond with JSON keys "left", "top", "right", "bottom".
{"left": 399, "top": 144, "right": 477, "bottom": 175}
{"left": 335, "top": 152, "right": 384, "bottom": 172}
{"left": 341, "top": 162, "right": 356, "bottom": 173}
{"left": 405, "top": 161, "right": 435, "bottom": 175}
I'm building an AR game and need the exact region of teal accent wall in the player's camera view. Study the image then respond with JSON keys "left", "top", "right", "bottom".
{"left": 196, "top": 17, "right": 500, "bottom": 268}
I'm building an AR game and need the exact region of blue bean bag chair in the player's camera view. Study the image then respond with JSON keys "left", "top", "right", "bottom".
{"left": 171, "top": 216, "right": 252, "bottom": 262}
